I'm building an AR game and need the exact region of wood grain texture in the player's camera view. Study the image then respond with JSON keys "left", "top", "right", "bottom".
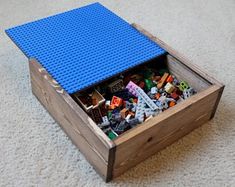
{"left": 28, "top": 24, "right": 224, "bottom": 182}
{"left": 113, "top": 85, "right": 221, "bottom": 177}
{"left": 111, "top": 24, "right": 224, "bottom": 178}
{"left": 29, "top": 59, "right": 115, "bottom": 180}
{"left": 167, "top": 54, "right": 211, "bottom": 91}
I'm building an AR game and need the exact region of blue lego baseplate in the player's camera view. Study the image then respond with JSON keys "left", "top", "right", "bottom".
{"left": 6, "top": 2, "right": 165, "bottom": 94}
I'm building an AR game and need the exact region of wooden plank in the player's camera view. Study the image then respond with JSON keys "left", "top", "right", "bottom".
{"left": 167, "top": 54, "right": 211, "bottom": 91}
{"left": 210, "top": 84, "right": 224, "bottom": 119}
{"left": 29, "top": 59, "right": 115, "bottom": 180}
{"left": 113, "top": 85, "right": 221, "bottom": 178}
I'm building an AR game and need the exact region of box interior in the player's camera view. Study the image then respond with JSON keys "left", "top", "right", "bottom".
{"left": 70, "top": 53, "right": 212, "bottom": 141}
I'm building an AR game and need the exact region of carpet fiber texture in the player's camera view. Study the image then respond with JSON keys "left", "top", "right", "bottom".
{"left": 0, "top": 0, "right": 235, "bottom": 186}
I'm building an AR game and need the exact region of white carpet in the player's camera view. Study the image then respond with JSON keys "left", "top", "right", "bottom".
{"left": 1, "top": 0, "right": 235, "bottom": 186}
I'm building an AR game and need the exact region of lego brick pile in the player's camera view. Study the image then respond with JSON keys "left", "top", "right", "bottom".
{"left": 73, "top": 67, "right": 196, "bottom": 140}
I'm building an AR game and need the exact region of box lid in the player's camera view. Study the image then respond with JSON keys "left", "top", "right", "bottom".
{"left": 6, "top": 2, "right": 165, "bottom": 94}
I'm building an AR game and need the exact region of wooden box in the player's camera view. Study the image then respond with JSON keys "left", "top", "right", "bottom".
{"left": 29, "top": 24, "right": 224, "bottom": 182}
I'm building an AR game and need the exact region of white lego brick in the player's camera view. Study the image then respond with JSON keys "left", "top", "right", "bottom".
{"left": 125, "top": 114, "right": 132, "bottom": 122}
{"left": 144, "top": 108, "right": 156, "bottom": 117}
{"left": 150, "top": 87, "right": 158, "bottom": 94}
{"left": 135, "top": 87, "right": 158, "bottom": 110}
{"left": 135, "top": 96, "right": 145, "bottom": 123}
{"left": 101, "top": 116, "right": 110, "bottom": 126}
{"left": 183, "top": 88, "right": 194, "bottom": 99}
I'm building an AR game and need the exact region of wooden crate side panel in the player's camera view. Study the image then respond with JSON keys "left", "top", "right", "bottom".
{"left": 167, "top": 55, "right": 211, "bottom": 91}
{"left": 113, "top": 85, "right": 221, "bottom": 178}
{"left": 210, "top": 85, "right": 224, "bottom": 119}
{"left": 132, "top": 23, "right": 223, "bottom": 86}
{"left": 29, "top": 59, "right": 113, "bottom": 180}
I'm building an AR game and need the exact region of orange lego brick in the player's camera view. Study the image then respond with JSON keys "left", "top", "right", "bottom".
{"left": 169, "top": 101, "right": 176, "bottom": 107}
{"left": 166, "top": 75, "right": 173, "bottom": 83}
{"left": 157, "top": 72, "right": 169, "bottom": 89}
{"left": 111, "top": 96, "right": 122, "bottom": 107}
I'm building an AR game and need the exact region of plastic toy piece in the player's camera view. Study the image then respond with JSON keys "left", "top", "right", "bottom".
{"left": 172, "top": 76, "right": 180, "bottom": 86}
{"left": 152, "top": 75, "right": 161, "bottom": 82}
{"left": 128, "top": 111, "right": 135, "bottom": 117}
{"left": 144, "top": 108, "right": 156, "bottom": 117}
{"left": 124, "top": 101, "right": 132, "bottom": 110}
{"left": 157, "top": 73, "right": 169, "bottom": 89}
{"left": 150, "top": 87, "right": 158, "bottom": 94}
{"left": 131, "top": 74, "right": 143, "bottom": 83}
{"left": 102, "top": 116, "right": 110, "bottom": 126}
{"left": 131, "top": 103, "right": 137, "bottom": 112}
{"left": 112, "top": 107, "right": 121, "bottom": 114}
{"left": 143, "top": 69, "right": 154, "bottom": 79}
{"left": 6, "top": 2, "right": 165, "bottom": 94}
{"left": 170, "top": 92, "right": 179, "bottom": 100}
{"left": 112, "top": 89, "right": 134, "bottom": 100}
{"left": 112, "top": 113, "right": 122, "bottom": 122}
{"left": 161, "top": 100, "right": 168, "bottom": 109}
{"left": 91, "top": 90, "right": 105, "bottom": 107}
{"left": 111, "top": 96, "right": 122, "bottom": 107}
{"left": 179, "top": 81, "right": 189, "bottom": 91}
{"left": 135, "top": 87, "right": 158, "bottom": 110}
{"left": 90, "top": 108, "right": 102, "bottom": 124}
{"left": 158, "top": 95, "right": 174, "bottom": 109}
{"left": 155, "top": 93, "right": 161, "bottom": 99}
{"left": 108, "top": 79, "right": 124, "bottom": 93}
{"left": 74, "top": 89, "right": 105, "bottom": 111}
{"left": 166, "top": 75, "right": 173, "bottom": 83}
{"left": 164, "top": 82, "right": 175, "bottom": 94}
{"left": 138, "top": 81, "right": 145, "bottom": 89}
{"left": 108, "top": 131, "right": 117, "bottom": 140}
{"left": 144, "top": 79, "right": 155, "bottom": 91}
{"left": 125, "top": 114, "right": 132, "bottom": 122}
{"left": 107, "top": 111, "right": 112, "bottom": 119}
{"left": 120, "top": 108, "right": 129, "bottom": 119}
{"left": 135, "top": 96, "right": 146, "bottom": 123}
{"left": 159, "top": 69, "right": 168, "bottom": 76}
{"left": 183, "top": 88, "right": 194, "bottom": 99}
{"left": 114, "top": 120, "right": 129, "bottom": 134}
{"left": 154, "top": 100, "right": 163, "bottom": 110}
{"left": 105, "top": 128, "right": 118, "bottom": 140}
{"left": 105, "top": 100, "right": 111, "bottom": 107}
{"left": 169, "top": 101, "right": 176, "bottom": 107}
{"left": 92, "top": 98, "right": 97, "bottom": 106}
{"left": 128, "top": 118, "right": 139, "bottom": 127}
{"left": 126, "top": 81, "right": 139, "bottom": 97}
